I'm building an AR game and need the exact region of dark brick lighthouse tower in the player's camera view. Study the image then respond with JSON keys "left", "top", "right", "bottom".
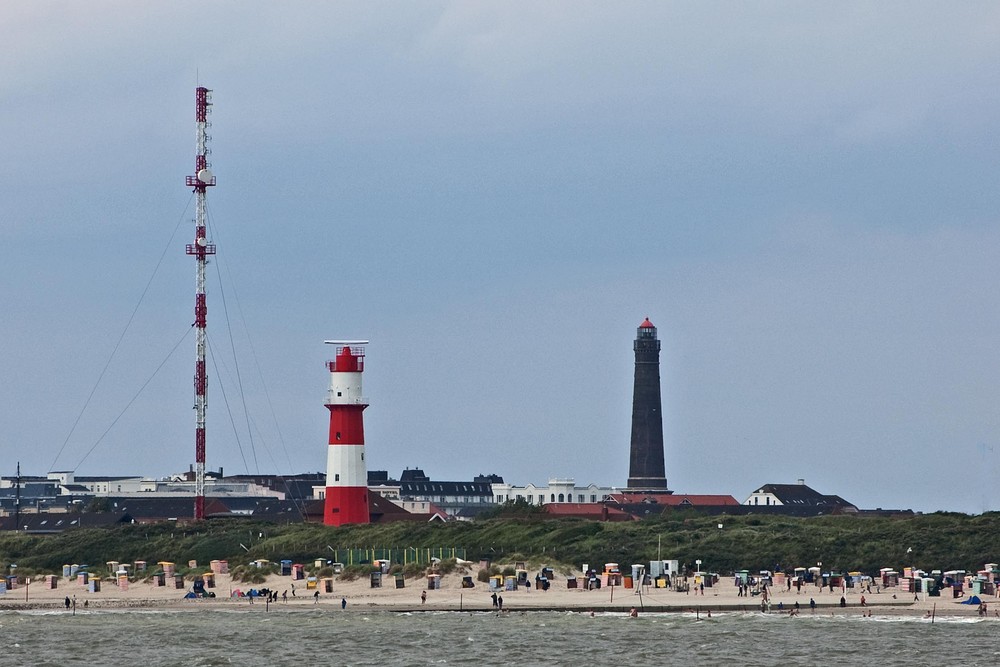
{"left": 627, "top": 317, "right": 668, "bottom": 490}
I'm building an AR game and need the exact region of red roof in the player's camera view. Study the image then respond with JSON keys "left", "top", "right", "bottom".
{"left": 608, "top": 492, "right": 739, "bottom": 506}
{"left": 639, "top": 318, "right": 655, "bottom": 328}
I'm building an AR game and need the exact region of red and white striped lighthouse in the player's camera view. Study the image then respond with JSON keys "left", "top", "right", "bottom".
{"left": 323, "top": 340, "right": 371, "bottom": 526}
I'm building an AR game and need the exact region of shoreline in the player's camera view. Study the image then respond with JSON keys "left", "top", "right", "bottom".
{"left": 1, "top": 568, "right": 993, "bottom": 618}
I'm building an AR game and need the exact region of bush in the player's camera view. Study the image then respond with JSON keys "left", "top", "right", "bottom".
{"left": 337, "top": 564, "right": 376, "bottom": 582}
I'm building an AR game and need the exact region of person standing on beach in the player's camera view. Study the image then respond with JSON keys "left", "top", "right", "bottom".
{"left": 491, "top": 592, "right": 498, "bottom": 608}
{"left": 421, "top": 590, "right": 427, "bottom": 604}
{"left": 341, "top": 597, "right": 347, "bottom": 610}
{"left": 314, "top": 590, "right": 319, "bottom": 604}
{"left": 498, "top": 595, "right": 504, "bottom": 611}
{"left": 64, "top": 596, "right": 70, "bottom": 609}
{"left": 291, "top": 583, "right": 296, "bottom": 597}
{"left": 809, "top": 598, "right": 816, "bottom": 612}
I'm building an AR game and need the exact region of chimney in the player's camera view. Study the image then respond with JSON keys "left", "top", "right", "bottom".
{"left": 797, "top": 479, "right": 805, "bottom": 485}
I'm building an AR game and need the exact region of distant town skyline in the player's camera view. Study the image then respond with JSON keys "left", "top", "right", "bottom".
{"left": 3, "top": 3, "right": 999, "bottom": 514}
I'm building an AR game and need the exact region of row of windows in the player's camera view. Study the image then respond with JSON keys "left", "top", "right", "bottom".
{"left": 496, "top": 493, "right": 600, "bottom": 504}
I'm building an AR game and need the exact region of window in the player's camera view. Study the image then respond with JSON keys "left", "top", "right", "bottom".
{"left": 590, "top": 495, "right": 596, "bottom": 503}
{"left": 550, "top": 494, "right": 555, "bottom": 502}
{"left": 578, "top": 494, "right": 584, "bottom": 502}
{"left": 335, "top": 474, "right": 340, "bottom": 481}
{"left": 539, "top": 495, "right": 544, "bottom": 504}
{"left": 558, "top": 493, "right": 564, "bottom": 502}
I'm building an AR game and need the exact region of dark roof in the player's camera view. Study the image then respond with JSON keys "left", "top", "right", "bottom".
{"left": 399, "top": 469, "right": 430, "bottom": 483}
{"left": 104, "top": 496, "right": 229, "bottom": 520}
{"left": 544, "top": 504, "right": 633, "bottom": 521}
{"left": 369, "top": 494, "right": 442, "bottom": 523}
{"left": 754, "top": 483, "right": 855, "bottom": 508}
{"left": 401, "top": 481, "right": 492, "bottom": 496}
{"left": 0, "top": 511, "right": 133, "bottom": 533}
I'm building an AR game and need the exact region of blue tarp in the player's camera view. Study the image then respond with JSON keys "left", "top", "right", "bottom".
{"left": 959, "top": 595, "right": 981, "bottom": 605}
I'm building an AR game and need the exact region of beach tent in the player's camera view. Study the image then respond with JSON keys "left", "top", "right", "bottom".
{"left": 184, "top": 592, "right": 198, "bottom": 599}
{"left": 959, "top": 595, "right": 981, "bottom": 605}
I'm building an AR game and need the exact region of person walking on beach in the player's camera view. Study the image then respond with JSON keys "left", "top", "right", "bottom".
{"left": 421, "top": 590, "right": 427, "bottom": 604}
{"left": 860, "top": 595, "right": 867, "bottom": 607}
{"left": 809, "top": 597, "right": 816, "bottom": 613}
{"left": 291, "top": 583, "right": 296, "bottom": 597}
{"left": 282, "top": 590, "right": 287, "bottom": 603}
{"left": 491, "top": 592, "right": 498, "bottom": 608}
{"left": 314, "top": 590, "right": 319, "bottom": 604}
{"left": 64, "top": 596, "right": 71, "bottom": 609}
{"left": 498, "top": 595, "right": 504, "bottom": 611}
{"left": 341, "top": 597, "right": 347, "bottom": 610}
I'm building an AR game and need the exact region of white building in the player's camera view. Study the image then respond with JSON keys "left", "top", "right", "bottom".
{"left": 492, "top": 478, "right": 615, "bottom": 505}
{"left": 46, "top": 471, "right": 282, "bottom": 499}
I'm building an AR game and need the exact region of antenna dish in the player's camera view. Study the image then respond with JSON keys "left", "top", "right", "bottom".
{"left": 325, "top": 340, "right": 369, "bottom": 345}
{"left": 197, "top": 168, "right": 214, "bottom": 182}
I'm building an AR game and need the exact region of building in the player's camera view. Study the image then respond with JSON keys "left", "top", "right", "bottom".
{"left": 627, "top": 318, "right": 668, "bottom": 490}
{"left": 491, "top": 478, "right": 616, "bottom": 505}
{"left": 368, "top": 469, "right": 497, "bottom": 519}
{"left": 743, "top": 480, "right": 858, "bottom": 514}
{"left": 607, "top": 491, "right": 740, "bottom": 518}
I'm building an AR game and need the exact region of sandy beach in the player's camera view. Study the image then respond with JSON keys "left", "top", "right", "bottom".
{"left": 1, "top": 566, "right": 993, "bottom": 618}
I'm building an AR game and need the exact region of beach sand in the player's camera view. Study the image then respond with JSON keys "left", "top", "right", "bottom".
{"left": 1, "top": 566, "right": 992, "bottom": 618}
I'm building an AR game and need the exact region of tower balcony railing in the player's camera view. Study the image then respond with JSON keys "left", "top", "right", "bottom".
{"left": 325, "top": 393, "right": 368, "bottom": 405}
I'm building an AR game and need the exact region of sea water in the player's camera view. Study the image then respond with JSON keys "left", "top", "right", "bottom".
{"left": 0, "top": 608, "right": 995, "bottom": 667}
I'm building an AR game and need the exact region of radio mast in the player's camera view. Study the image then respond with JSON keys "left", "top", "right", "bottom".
{"left": 185, "top": 87, "right": 216, "bottom": 520}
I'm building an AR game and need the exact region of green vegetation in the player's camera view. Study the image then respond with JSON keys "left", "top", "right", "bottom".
{"left": 0, "top": 512, "right": 998, "bottom": 579}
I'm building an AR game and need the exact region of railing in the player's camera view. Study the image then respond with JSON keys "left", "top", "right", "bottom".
{"left": 324, "top": 547, "right": 467, "bottom": 566}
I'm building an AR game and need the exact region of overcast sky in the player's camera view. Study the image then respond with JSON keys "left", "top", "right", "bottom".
{"left": 2, "top": 2, "right": 999, "bottom": 513}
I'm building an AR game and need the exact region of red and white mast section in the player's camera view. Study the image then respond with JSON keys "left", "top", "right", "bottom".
{"left": 323, "top": 340, "right": 371, "bottom": 526}
{"left": 185, "top": 87, "right": 216, "bottom": 520}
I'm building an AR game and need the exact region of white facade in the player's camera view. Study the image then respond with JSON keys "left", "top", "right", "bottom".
{"left": 743, "top": 490, "right": 783, "bottom": 506}
{"left": 46, "top": 472, "right": 282, "bottom": 499}
{"left": 492, "top": 478, "right": 615, "bottom": 505}
{"left": 327, "top": 369, "right": 366, "bottom": 406}
{"left": 49, "top": 472, "right": 154, "bottom": 495}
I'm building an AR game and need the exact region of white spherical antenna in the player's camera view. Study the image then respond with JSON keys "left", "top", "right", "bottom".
{"left": 197, "top": 237, "right": 207, "bottom": 247}
{"left": 197, "top": 168, "right": 214, "bottom": 182}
